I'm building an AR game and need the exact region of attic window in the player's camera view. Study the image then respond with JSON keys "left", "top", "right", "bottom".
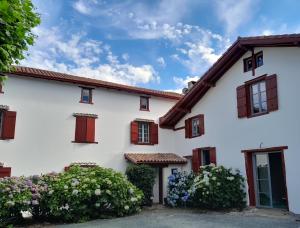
{"left": 80, "top": 87, "right": 93, "bottom": 104}
{"left": 243, "top": 51, "right": 263, "bottom": 72}
{"left": 140, "top": 96, "right": 149, "bottom": 111}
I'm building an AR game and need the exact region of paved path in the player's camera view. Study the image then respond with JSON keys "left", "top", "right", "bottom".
{"left": 54, "top": 207, "right": 299, "bottom": 228}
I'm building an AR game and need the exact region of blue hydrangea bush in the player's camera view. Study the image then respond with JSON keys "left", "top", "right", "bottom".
{"left": 190, "top": 164, "right": 246, "bottom": 210}
{"left": 166, "top": 170, "right": 195, "bottom": 207}
{"left": 0, "top": 165, "right": 144, "bottom": 226}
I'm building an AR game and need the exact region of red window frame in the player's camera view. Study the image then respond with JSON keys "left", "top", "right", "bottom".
{"left": 80, "top": 87, "right": 93, "bottom": 104}
{"left": 140, "top": 96, "right": 149, "bottom": 111}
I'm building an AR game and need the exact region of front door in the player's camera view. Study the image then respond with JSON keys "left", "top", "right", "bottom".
{"left": 253, "top": 152, "right": 287, "bottom": 208}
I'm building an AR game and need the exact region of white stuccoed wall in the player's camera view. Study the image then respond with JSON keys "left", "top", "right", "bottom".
{"left": 0, "top": 76, "right": 176, "bottom": 177}
{"left": 173, "top": 47, "right": 300, "bottom": 214}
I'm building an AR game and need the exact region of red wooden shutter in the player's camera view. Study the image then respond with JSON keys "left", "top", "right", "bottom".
{"left": 130, "top": 121, "right": 139, "bottom": 144}
{"left": 75, "top": 116, "right": 87, "bottom": 142}
{"left": 209, "top": 147, "right": 217, "bottom": 165}
{"left": 86, "top": 117, "right": 95, "bottom": 142}
{"left": 266, "top": 74, "right": 278, "bottom": 112}
{"left": 244, "top": 153, "right": 256, "bottom": 206}
{"left": 150, "top": 123, "right": 158, "bottom": 145}
{"left": 0, "top": 167, "right": 11, "bottom": 177}
{"left": 199, "top": 114, "right": 205, "bottom": 135}
{"left": 236, "top": 85, "right": 248, "bottom": 118}
{"left": 2, "top": 111, "right": 17, "bottom": 139}
{"left": 185, "top": 118, "right": 190, "bottom": 138}
{"left": 192, "top": 148, "right": 201, "bottom": 173}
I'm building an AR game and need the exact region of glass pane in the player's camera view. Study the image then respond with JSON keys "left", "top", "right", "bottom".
{"left": 252, "top": 94, "right": 259, "bottom": 104}
{"left": 140, "top": 97, "right": 148, "bottom": 109}
{"left": 256, "top": 55, "right": 263, "bottom": 67}
{"left": 252, "top": 103, "right": 260, "bottom": 113}
{"left": 82, "top": 89, "right": 90, "bottom": 103}
{"left": 259, "top": 192, "right": 271, "bottom": 206}
{"left": 247, "top": 59, "right": 252, "bottom": 69}
{"left": 260, "top": 81, "right": 266, "bottom": 92}
{"left": 251, "top": 84, "right": 258, "bottom": 94}
{"left": 202, "top": 150, "right": 210, "bottom": 166}
{"left": 192, "top": 118, "right": 200, "bottom": 136}
{"left": 258, "top": 180, "right": 270, "bottom": 193}
{"left": 261, "top": 91, "right": 267, "bottom": 102}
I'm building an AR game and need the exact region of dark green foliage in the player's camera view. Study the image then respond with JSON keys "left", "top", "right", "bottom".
{"left": 126, "top": 164, "right": 156, "bottom": 206}
{"left": 0, "top": 0, "right": 40, "bottom": 82}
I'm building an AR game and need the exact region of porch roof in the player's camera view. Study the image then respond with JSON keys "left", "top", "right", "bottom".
{"left": 124, "top": 153, "right": 187, "bottom": 165}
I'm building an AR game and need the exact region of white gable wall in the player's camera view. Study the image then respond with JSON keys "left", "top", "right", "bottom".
{"left": 0, "top": 76, "right": 176, "bottom": 176}
{"left": 173, "top": 47, "right": 300, "bottom": 214}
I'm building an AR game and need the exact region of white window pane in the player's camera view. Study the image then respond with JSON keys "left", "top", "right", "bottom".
{"left": 252, "top": 94, "right": 259, "bottom": 104}
{"left": 261, "top": 91, "right": 267, "bottom": 102}
{"left": 260, "top": 81, "right": 266, "bottom": 92}
{"left": 251, "top": 84, "right": 258, "bottom": 94}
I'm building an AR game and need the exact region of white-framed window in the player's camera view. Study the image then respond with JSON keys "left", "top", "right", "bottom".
{"left": 250, "top": 81, "right": 267, "bottom": 114}
{"left": 201, "top": 149, "right": 211, "bottom": 166}
{"left": 191, "top": 117, "right": 200, "bottom": 137}
{"left": 138, "top": 122, "right": 150, "bottom": 143}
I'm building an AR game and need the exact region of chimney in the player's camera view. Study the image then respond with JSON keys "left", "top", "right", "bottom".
{"left": 188, "top": 81, "right": 196, "bottom": 89}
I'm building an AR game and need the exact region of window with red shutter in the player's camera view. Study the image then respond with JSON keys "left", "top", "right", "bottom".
{"left": 131, "top": 120, "right": 158, "bottom": 145}
{"left": 185, "top": 114, "right": 204, "bottom": 138}
{"left": 74, "top": 115, "right": 97, "bottom": 143}
{"left": 0, "top": 111, "right": 17, "bottom": 140}
{"left": 237, "top": 74, "right": 278, "bottom": 118}
{"left": 192, "top": 147, "right": 217, "bottom": 172}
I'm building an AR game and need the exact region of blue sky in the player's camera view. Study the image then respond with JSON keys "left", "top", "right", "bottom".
{"left": 21, "top": 0, "right": 300, "bottom": 92}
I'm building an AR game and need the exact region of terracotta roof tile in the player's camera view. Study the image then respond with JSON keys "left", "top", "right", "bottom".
{"left": 8, "top": 66, "right": 182, "bottom": 100}
{"left": 124, "top": 153, "right": 187, "bottom": 164}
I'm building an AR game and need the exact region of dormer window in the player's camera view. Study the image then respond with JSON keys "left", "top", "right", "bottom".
{"left": 243, "top": 51, "right": 263, "bottom": 72}
{"left": 80, "top": 88, "right": 93, "bottom": 104}
{"left": 140, "top": 96, "right": 149, "bottom": 111}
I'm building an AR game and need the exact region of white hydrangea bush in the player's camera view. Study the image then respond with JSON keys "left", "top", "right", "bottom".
{"left": 190, "top": 164, "right": 246, "bottom": 210}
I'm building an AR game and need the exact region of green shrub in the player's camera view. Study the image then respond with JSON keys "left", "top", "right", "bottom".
{"left": 190, "top": 164, "right": 246, "bottom": 210}
{"left": 0, "top": 166, "right": 143, "bottom": 225}
{"left": 126, "top": 164, "right": 155, "bottom": 206}
{"left": 166, "top": 170, "right": 195, "bottom": 207}
{"left": 36, "top": 166, "right": 143, "bottom": 222}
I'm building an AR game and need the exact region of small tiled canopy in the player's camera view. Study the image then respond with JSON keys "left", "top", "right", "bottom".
{"left": 124, "top": 153, "right": 187, "bottom": 165}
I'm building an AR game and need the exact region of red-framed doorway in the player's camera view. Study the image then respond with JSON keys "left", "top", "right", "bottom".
{"left": 242, "top": 146, "right": 289, "bottom": 209}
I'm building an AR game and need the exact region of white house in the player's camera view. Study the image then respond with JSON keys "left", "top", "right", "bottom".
{"left": 1, "top": 34, "right": 300, "bottom": 214}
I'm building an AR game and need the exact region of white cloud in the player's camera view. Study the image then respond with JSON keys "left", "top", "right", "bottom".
{"left": 21, "top": 26, "right": 159, "bottom": 86}
{"left": 73, "top": 0, "right": 92, "bottom": 15}
{"left": 215, "top": 0, "right": 258, "bottom": 34}
{"left": 122, "top": 53, "right": 130, "bottom": 61}
{"left": 157, "top": 57, "right": 166, "bottom": 67}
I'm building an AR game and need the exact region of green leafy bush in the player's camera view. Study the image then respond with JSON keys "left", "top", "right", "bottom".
{"left": 37, "top": 166, "right": 143, "bottom": 222}
{"left": 166, "top": 170, "right": 195, "bottom": 207}
{"left": 0, "top": 166, "right": 143, "bottom": 226}
{"left": 126, "top": 164, "right": 155, "bottom": 206}
{"left": 190, "top": 164, "right": 246, "bottom": 210}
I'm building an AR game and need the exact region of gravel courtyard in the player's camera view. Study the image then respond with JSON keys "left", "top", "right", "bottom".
{"left": 54, "top": 207, "right": 299, "bottom": 228}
